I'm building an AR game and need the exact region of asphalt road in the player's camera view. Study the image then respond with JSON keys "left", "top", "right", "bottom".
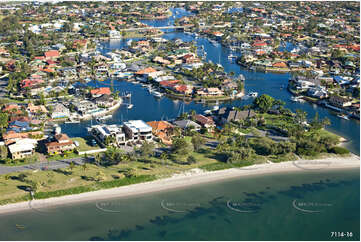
{"left": 0, "top": 157, "right": 87, "bottom": 175}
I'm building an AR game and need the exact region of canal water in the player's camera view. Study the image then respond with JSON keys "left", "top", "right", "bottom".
{"left": 61, "top": 8, "right": 360, "bottom": 155}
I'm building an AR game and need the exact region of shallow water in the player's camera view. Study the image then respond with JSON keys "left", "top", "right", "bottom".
{"left": 0, "top": 168, "right": 359, "bottom": 240}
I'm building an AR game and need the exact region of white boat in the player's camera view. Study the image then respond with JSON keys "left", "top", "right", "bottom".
{"left": 210, "top": 39, "right": 219, "bottom": 46}
{"left": 337, "top": 114, "right": 349, "bottom": 120}
{"left": 212, "top": 105, "right": 219, "bottom": 111}
{"left": 152, "top": 91, "right": 163, "bottom": 98}
{"left": 204, "top": 110, "right": 212, "bottom": 114}
{"left": 291, "top": 96, "right": 305, "bottom": 103}
{"left": 96, "top": 115, "right": 112, "bottom": 122}
{"left": 127, "top": 40, "right": 133, "bottom": 46}
{"left": 228, "top": 54, "right": 237, "bottom": 59}
{"left": 249, "top": 92, "right": 258, "bottom": 97}
{"left": 127, "top": 104, "right": 134, "bottom": 109}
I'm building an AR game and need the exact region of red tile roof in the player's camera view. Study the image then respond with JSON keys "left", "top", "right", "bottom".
{"left": 90, "top": 87, "right": 111, "bottom": 95}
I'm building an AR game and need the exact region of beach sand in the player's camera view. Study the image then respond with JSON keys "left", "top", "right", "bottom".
{"left": 0, "top": 155, "right": 359, "bottom": 215}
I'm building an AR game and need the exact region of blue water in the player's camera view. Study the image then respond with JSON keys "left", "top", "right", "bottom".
{"left": 0, "top": 169, "right": 359, "bottom": 240}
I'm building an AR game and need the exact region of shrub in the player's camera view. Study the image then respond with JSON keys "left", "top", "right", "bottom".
{"left": 329, "top": 146, "right": 350, "bottom": 155}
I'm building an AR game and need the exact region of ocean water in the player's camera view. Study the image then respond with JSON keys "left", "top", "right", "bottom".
{"left": 0, "top": 168, "right": 359, "bottom": 241}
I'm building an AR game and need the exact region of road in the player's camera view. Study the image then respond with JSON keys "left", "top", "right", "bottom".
{"left": 0, "top": 157, "right": 87, "bottom": 175}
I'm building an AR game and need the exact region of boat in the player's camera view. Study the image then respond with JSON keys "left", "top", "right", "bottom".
{"left": 291, "top": 96, "right": 305, "bottom": 103}
{"left": 337, "top": 114, "right": 349, "bottom": 120}
{"left": 152, "top": 91, "right": 163, "bottom": 98}
{"left": 212, "top": 105, "right": 219, "bottom": 111}
{"left": 210, "top": 39, "right": 219, "bottom": 46}
{"left": 204, "top": 110, "right": 212, "bottom": 114}
{"left": 127, "top": 104, "right": 134, "bottom": 109}
{"left": 228, "top": 54, "right": 237, "bottom": 59}
{"left": 127, "top": 40, "right": 132, "bottom": 46}
{"left": 96, "top": 115, "right": 112, "bottom": 122}
{"left": 249, "top": 92, "right": 258, "bottom": 97}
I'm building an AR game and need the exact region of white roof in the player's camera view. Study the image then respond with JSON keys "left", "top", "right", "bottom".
{"left": 8, "top": 139, "right": 37, "bottom": 153}
{"left": 124, "top": 120, "right": 152, "bottom": 133}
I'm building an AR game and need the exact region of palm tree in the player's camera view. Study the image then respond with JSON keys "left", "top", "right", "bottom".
{"left": 69, "top": 161, "right": 75, "bottom": 171}
{"left": 160, "top": 152, "right": 168, "bottom": 167}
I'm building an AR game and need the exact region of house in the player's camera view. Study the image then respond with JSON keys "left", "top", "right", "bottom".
{"left": 123, "top": 120, "right": 153, "bottom": 142}
{"left": 27, "top": 103, "right": 48, "bottom": 115}
{"left": 194, "top": 114, "right": 215, "bottom": 131}
{"left": 45, "top": 133, "right": 75, "bottom": 154}
{"left": 173, "top": 84, "right": 193, "bottom": 95}
{"left": 72, "top": 100, "right": 98, "bottom": 115}
{"left": 8, "top": 138, "right": 38, "bottom": 160}
{"left": 217, "top": 108, "right": 256, "bottom": 124}
{"left": 272, "top": 62, "right": 288, "bottom": 68}
{"left": 2, "top": 131, "right": 43, "bottom": 144}
{"left": 147, "top": 121, "right": 174, "bottom": 145}
{"left": 196, "top": 87, "right": 224, "bottom": 97}
{"left": 90, "top": 124, "right": 126, "bottom": 146}
{"left": 90, "top": 87, "right": 111, "bottom": 97}
{"left": 328, "top": 95, "right": 352, "bottom": 108}
{"left": 173, "top": 119, "right": 201, "bottom": 131}
{"left": 44, "top": 50, "right": 60, "bottom": 59}
{"left": 51, "top": 103, "right": 70, "bottom": 119}
{"left": 93, "top": 94, "right": 116, "bottom": 108}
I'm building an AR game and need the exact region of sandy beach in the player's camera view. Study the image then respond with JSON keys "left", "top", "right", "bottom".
{"left": 0, "top": 155, "right": 359, "bottom": 215}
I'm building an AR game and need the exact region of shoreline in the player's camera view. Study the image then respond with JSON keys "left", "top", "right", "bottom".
{"left": 0, "top": 155, "right": 359, "bottom": 215}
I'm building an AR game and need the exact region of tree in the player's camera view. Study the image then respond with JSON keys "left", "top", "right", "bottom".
{"left": 69, "top": 161, "right": 75, "bottom": 171}
{"left": 0, "top": 113, "right": 9, "bottom": 129}
{"left": 139, "top": 141, "right": 155, "bottom": 158}
{"left": 191, "top": 134, "right": 206, "bottom": 152}
{"left": 253, "top": 94, "right": 275, "bottom": 113}
{"left": 172, "top": 138, "right": 193, "bottom": 156}
{"left": 0, "top": 145, "right": 8, "bottom": 159}
{"left": 160, "top": 152, "right": 168, "bottom": 166}
{"left": 95, "top": 171, "right": 106, "bottom": 182}
{"left": 295, "top": 109, "right": 307, "bottom": 124}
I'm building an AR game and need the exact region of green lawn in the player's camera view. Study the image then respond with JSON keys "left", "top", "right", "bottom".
{"left": 72, "top": 137, "right": 101, "bottom": 152}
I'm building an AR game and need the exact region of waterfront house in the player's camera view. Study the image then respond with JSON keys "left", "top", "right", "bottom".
{"left": 194, "top": 114, "right": 215, "bottom": 132}
{"left": 90, "top": 87, "right": 111, "bottom": 97}
{"left": 51, "top": 103, "right": 70, "bottom": 119}
{"left": 93, "top": 94, "right": 117, "bottom": 108}
{"left": 123, "top": 120, "right": 153, "bottom": 142}
{"left": 173, "top": 119, "right": 201, "bottom": 131}
{"left": 196, "top": 87, "right": 224, "bottom": 97}
{"left": 328, "top": 95, "right": 352, "bottom": 108}
{"left": 8, "top": 138, "right": 38, "bottom": 160}
{"left": 90, "top": 124, "right": 126, "bottom": 146}
{"left": 217, "top": 108, "right": 256, "bottom": 124}
{"left": 45, "top": 133, "right": 75, "bottom": 154}
{"left": 72, "top": 100, "right": 98, "bottom": 116}
{"left": 146, "top": 121, "right": 174, "bottom": 145}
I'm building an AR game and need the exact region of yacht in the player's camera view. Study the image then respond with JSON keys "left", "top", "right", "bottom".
{"left": 210, "top": 39, "right": 219, "bottom": 46}
{"left": 152, "top": 91, "right": 163, "bottom": 98}
{"left": 228, "top": 53, "right": 237, "bottom": 59}
{"left": 212, "top": 105, "right": 220, "bottom": 111}
{"left": 204, "top": 110, "right": 212, "bottom": 114}
{"left": 127, "top": 104, "right": 134, "bottom": 109}
{"left": 96, "top": 115, "right": 112, "bottom": 122}
{"left": 249, "top": 92, "right": 258, "bottom": 97}
{"left": 337, "top": 114, "right": 349, "bottom": 120}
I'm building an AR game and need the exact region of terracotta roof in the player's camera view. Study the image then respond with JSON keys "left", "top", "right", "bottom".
{"left": 90, "top": 87, "right": 111, "bottom": 95}
{"left": 44, "top": 50, "right": 60, "bottom": 58}
{"left": 147, "top": 121, "right": 173, "bottom": 132}
{"left": 135, "top": 67, "right": 157, "bottom": 75}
